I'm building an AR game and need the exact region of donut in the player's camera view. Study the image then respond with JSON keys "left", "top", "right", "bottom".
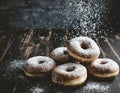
{"left": 50, "top": 47, "right": 70, "bottom": 63}
{"left": 87, "top": 58, "right": 119, "bottom": 78}
{"left": 67, "top": 36, "right": 100, "bottom": 63}
{"left": 23, "top": 56, "right": 56, "bottom": 77}
{"left": 52, "top": 63, "right": 87, "bottom": 86}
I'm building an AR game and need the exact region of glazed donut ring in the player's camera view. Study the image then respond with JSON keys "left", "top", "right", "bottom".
{"left": 50, "top": 47, "right": 70, "bottom": 63}
{"left": 23, "top": 56, "right": 56, "bottom": 77}
{"left": 87, "top": 58, "right": 119, "bottom": 78}
{"left": 52, "top": 63, "right": 87, "bottom": 86}
{"left": 67, "top": 36, "right": 100, "bottom": 63}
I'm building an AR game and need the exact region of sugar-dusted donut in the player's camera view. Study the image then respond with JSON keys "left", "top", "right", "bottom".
{"left": 52, "top": 63, "right": 87, "bottom": 86}
{"left": 23, "top": 56, "right": 56, "bottom": 77}
{"left": 87, "top": 58, "right": 119, "bottom": 78}
{"left": 50, "top": 47, "right": 70, "bottom": 63}
{"left": 67, "top": 36, "right": 100, "bottom": 63}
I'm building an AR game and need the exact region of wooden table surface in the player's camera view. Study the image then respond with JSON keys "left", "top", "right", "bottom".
{"left": 0, "top": 30, "right": 120, "bottom": 93}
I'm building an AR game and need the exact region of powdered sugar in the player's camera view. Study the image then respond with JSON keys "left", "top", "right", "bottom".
{"left": 9, "top": 60, "right": 24, "bottom": 69}
{"left": 2, "top": 60, "right": 25, "bottom": 79}
{"left": 83, "top": 81, "right": 111, "bottom": 93}
{"left": 25, "top": 85, "right": 46, "bottom": 93}
{"left": 52, "top": 0, "right": 109, "bottom": 39}
{"left": 28, "top": 87, "right": 44, "bottom": 93}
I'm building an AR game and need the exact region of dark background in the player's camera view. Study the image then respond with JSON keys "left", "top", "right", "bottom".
{"left": 0, "top": 0, "right": 120, "bottom": 32}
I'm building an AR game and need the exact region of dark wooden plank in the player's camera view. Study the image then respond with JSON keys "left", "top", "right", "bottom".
{"left": 0, "top": 34, "right": 14, "bottom": 62}
{"left": 95, "top": 38, "right": 107, "bottom": 58}
{"left": 97, "top": 35, "right": 120, "bottom": 93}
{"left": 97, "top": 37, "right": 119, "bottom": 60}
{"left": 108, "top": 35, "right": 120, "bottom": 60}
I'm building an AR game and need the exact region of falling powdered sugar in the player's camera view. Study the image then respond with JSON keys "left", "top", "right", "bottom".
{"left": 66, "top": 0, "right": 108, "bottom": 38}
{"left": 50, "top": 0, "right": 109, "bottom": 41}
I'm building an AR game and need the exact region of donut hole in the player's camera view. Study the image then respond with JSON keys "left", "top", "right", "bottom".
{"left": 81, "top": 42, "right": 89, "bottom": 50}
{"left": 100, "top": 61, "right": 107, "bottom": 64}
{"left": 38, "top": 61, "right": 45, "bottom": 64}
{"left": 63, "top": 51, "right": 68, "bottom": 55}
{"left": 66, "top": 66, "right": 76, "bottom": 72}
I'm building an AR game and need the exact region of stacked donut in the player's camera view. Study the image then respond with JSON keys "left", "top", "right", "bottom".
{"left": 23, "top": 36, "right": 119, "bottom": 87}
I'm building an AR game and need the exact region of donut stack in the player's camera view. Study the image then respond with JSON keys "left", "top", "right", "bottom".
{"left": 23, "top": 36, "right": 119, "bottom": 87}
